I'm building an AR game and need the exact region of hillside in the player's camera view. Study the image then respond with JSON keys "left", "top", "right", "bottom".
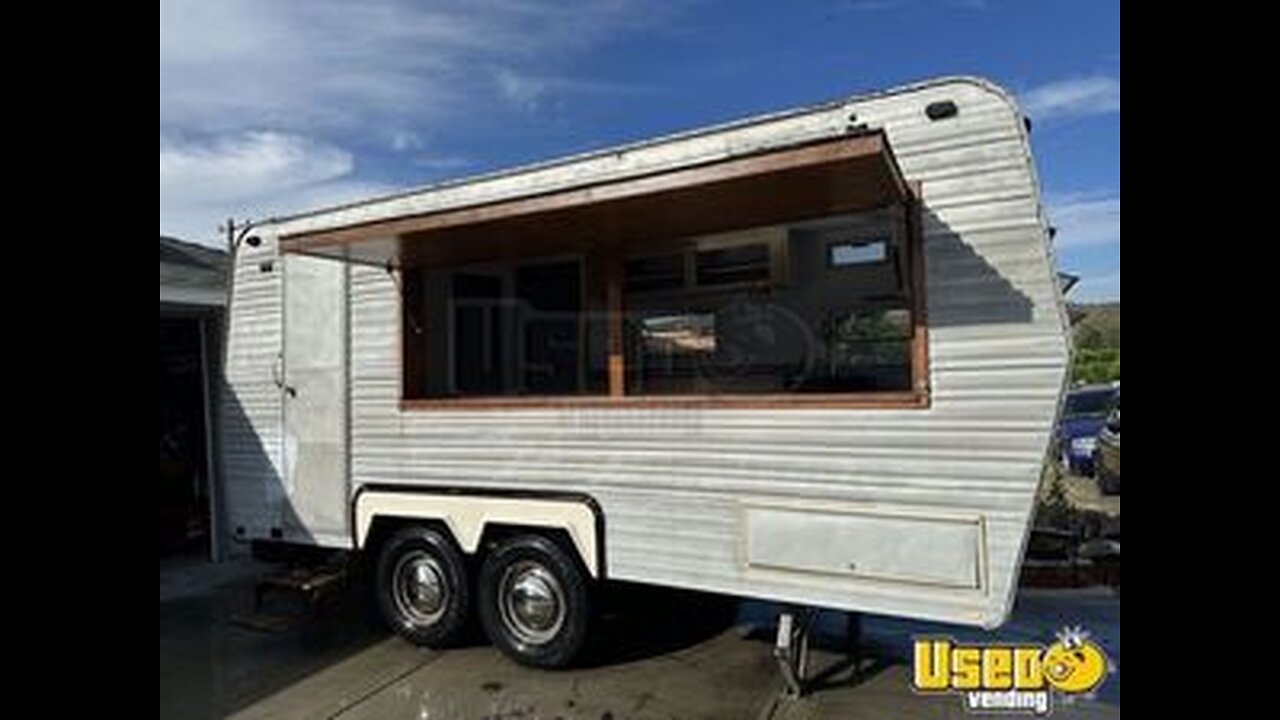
{"left": 1069, "top": 303, "right": 1120, "bottom": 383}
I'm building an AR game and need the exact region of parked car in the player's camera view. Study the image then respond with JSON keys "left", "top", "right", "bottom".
{"left": 1094, "top": 398, "right": 1120, "bottom": 494}
{"left": 1055, "top": 384, "right": 1117, "bottom": 476}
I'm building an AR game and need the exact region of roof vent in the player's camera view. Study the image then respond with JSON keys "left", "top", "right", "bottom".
{"left": 925, "top": 100, "right": 958, "bottom": 121}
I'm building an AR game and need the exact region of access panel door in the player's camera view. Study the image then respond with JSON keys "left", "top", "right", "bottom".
{"left": 281, "top": 253, "right": 350, "bottom": 547}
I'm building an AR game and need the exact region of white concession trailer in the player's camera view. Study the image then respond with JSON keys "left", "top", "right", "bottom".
{"left": 220, "top": 76, "right": 1070, "bottom": 669}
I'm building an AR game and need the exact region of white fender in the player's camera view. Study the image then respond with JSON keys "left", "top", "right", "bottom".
{"left": 354, "top": 490, "right": 601, "bottom": 577}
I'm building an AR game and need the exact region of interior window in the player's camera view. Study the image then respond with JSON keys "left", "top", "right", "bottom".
{"left": 451, "top": 273, "right": 506, "bottom": 394}
{"left": 401, "top": 207, "right": 922, "bottom": 403}
{"left": 516, "top": 261, "right": 584, "bottom": 394}
{"left": 695, "top": 244, "right": 771, "bottom": 286}
{"left": 828, "top": 239, "right": 888, "bottom": 267}
{"left": 823, "top": 307, "right": 912, "bottom": 391}
{"left": 405, "top": 257, "right": 606, "bottom": 398}
{"left": 625, "top": 254, "right": 685, "bottom": 293}
{"left": 623, "top": 213, "right": 912, "bottom": 395}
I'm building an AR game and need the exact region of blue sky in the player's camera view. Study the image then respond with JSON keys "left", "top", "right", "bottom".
{"left": 159, "top": 0, "right": 1119, "bottom": 301}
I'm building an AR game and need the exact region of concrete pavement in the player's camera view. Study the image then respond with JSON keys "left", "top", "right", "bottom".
{"left": 160, "top": 563, "right": 1120, "bottom": 719}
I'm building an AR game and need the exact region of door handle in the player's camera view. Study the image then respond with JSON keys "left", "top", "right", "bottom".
{"left": 272, "top": 354, "right": 298, "bottom": 398}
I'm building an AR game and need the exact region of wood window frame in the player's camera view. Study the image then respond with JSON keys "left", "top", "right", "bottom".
{"left": 398, "top": 185, "right": 929, "bottom": 411}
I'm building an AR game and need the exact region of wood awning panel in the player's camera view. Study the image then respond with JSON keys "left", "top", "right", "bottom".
{"left": 279, "top": 132, "right": 908, "bottom": 268}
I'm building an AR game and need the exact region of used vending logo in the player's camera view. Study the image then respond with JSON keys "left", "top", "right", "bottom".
{"left": 912, "top": 627, "right": 1110, "bottom": 715}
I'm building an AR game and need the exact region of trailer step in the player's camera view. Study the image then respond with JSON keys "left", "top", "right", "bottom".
{"left": 230, "top": 563, "right": 350, "bottom": 633}
{"left": 255, "top": 564, "right": 348, "bottom": 609}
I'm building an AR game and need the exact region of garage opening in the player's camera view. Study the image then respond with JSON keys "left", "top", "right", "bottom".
{"left": 160, "top": 317, "right": 213, "bottom": 558}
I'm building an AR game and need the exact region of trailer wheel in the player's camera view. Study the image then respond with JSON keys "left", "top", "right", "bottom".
{"left": 375, "top": 526, "right": 469, "bottom": 647}
{"left": 479, "top": 534, "right": 591, "bottom": 668}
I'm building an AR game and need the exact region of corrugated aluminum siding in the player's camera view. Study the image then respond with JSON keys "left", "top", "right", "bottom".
{"left": 219, "top": 238, "right": 285, "bottom": 544}
{"left": 260, "top": 78, "right": 1069, "bottom": 626}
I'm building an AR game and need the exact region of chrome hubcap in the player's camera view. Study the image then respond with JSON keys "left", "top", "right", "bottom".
{"left": 499, "top": 561, "right": 565, "bottom": 645}
{"left": 392, "top": 551, "right": 448, "bottom": 625}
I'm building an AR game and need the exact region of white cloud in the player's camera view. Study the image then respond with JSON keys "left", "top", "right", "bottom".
{"left": 1071, "top": 271, "right": 1120, "bottom": 302}
{"left": 1021, "top": 76, "right": 1120, "bottom": 122}
{"left": 160, "top": 132, "right": 352, "bottom": 204}
{"left": 1049, "top": 194, "right": 1120, "bottom": 249}
{"left": 493, "top": 66, "right": 655, "bottom": 112}
{"left": 160, "top": 0, "right": 665, "bottom": 133}
{"left": 389, "top": 130, "right": 422, "bottom": 153}
{"left": 837, "top": 0, "right": 987, "bottom": 11}
{"left": 413, "top": 156, "right": 472, "bottom": 172}
{"left": 496, "top": 67, "right": 548, "bottom": 111}
{"left": 159, "top": 132, "right": 392, "bottom": 244}
{"left": 160, "top": 0, "right": 676, "bottom": 245}
{"left": 1049, "top": 192, "right": 1120, "bottom": 301}
{"left": 839, "top": 1, "right": 907, "bottom": 12}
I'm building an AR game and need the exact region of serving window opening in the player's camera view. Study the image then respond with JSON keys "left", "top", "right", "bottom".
{"left": 280, "top": 133, "right": 930, "bottom": 409}
{"left": 397, "top": 203, "right": 925, "bottom": 407}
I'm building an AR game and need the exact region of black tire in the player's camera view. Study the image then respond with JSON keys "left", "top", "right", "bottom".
{"left": 478, "top": 534, "right": 592, "bottom": 668}
{"left": 375, "top": 525, "right": 469, "bottom": 647}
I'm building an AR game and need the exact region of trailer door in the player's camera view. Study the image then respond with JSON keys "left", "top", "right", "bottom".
{"left": 281, "top": 254, "right": 350, "bottom": 547}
